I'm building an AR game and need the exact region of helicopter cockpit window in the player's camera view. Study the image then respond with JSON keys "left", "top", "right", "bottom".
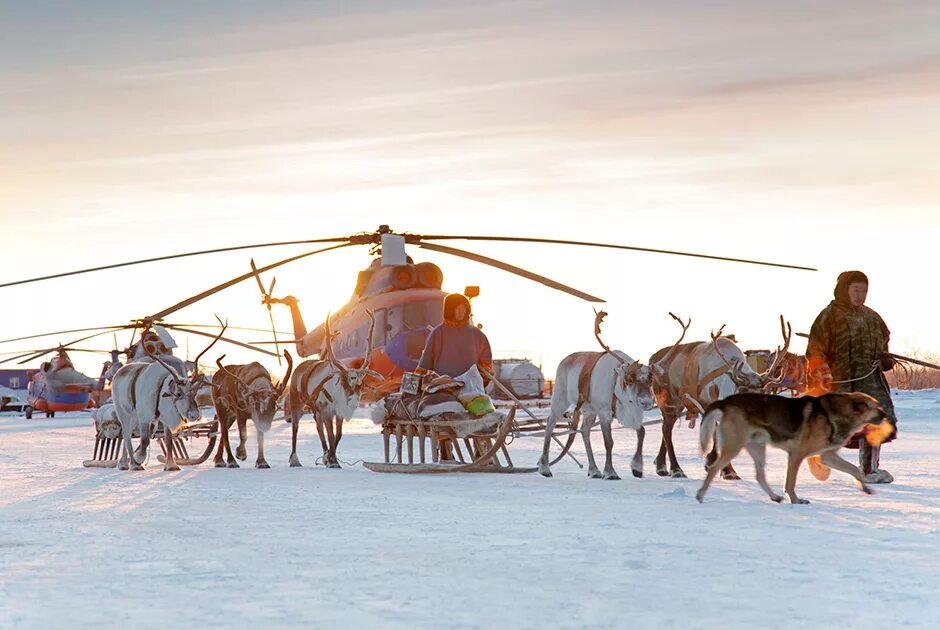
{"left": 403, "top": 300, "right": 426, "bottom": 330}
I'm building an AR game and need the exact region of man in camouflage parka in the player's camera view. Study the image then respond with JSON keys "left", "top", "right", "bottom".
{"left": 807, "top": 270, "right": 897, "bottom": 483}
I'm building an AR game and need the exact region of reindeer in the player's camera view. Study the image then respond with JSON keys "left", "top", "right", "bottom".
{"left": 537, "top": 312, "right": 679, "bottom": 480}
{"left": 287, "top": 312, "right": 383, "bottom": 468}
{"left": 212, "top": 350, "right": 293, "bottom": 469}
{"left": 650, "top": 316, "right": 791, "bottom": 479}
{"left": 111, "top": 327, "right": 223, "bottom": 471}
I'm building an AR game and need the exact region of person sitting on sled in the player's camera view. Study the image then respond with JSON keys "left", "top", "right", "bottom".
{"left": 417, "top": 293, "right": 493, "bottom": 380}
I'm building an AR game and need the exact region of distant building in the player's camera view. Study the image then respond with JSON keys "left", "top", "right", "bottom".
{"left": 0, "top": 369, "right": 30, "bottom": 391}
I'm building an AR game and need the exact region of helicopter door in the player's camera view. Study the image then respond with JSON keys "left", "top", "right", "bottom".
{"left": 372, "top": 309, "right": 388, "bottom": 347}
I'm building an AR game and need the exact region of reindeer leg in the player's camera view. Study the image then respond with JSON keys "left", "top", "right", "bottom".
{"left": 581, "top": 412, "right": 601, "bottom": 478}
{"left": 214, "top": 411, "right": 231, "bottom": 467}
{"left": 323, "top": 415, "right": 338, "bottom": 468}
{"left": 119, "top": 423, "right": 134, "bottom": 471}
{"left": 163, "top": 426, "right": 180, "bottom": 472}
{"left": 632, "top": 425, "right": 645, "bottom": 478}
{"left": 289, "top": 406, "right": 303, "bottom": 467}
{"left": 655, "top": 410, "right": 674, "bottom": 476}
{"left": 600, "top": 417, "right": 620, "bottom": 480}
{"left": 660, "top": 412, "right": 686, "bottom": 478}
{"left": 537, "top": 409, "right": 563, "bottom": 477}
{"left": 331, "top": 417, "right": 344, "bottom": 468}
{"left": 132, "top": 422, "right": 150, "bottom": 470}
{"left": 313, "top": 415, "right": 329, "bottom": 465}
{"left": 235, "top": 415, "right": 248, "bottom": 461}
{"left": 224, "top": 411, "right": 243, "bottom": 468}
{"left": 255, "top": 427, "right": 270, "bottom": 469}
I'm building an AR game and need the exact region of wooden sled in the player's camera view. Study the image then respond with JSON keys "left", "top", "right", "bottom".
{"left": 364, "top": 406, "right": 540, "bottom": 474}
{"left": 83, "top": 416, "right": 219, "bottom": 468}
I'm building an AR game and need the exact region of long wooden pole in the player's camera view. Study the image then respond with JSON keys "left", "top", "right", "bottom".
{"left": 480, "top": 367, "right": 583, "bottom": 468}
{"left": 796, "top": 332, "right": 940, "bottom": 371}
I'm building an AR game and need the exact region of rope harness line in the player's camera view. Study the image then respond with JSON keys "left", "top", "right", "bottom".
{"left": 829, "top": 361, "right": 881, "bottom": 386}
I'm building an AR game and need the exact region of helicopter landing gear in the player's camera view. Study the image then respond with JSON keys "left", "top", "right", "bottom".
{"left": 46, "top": 411, "right": 55, "bottom": 418}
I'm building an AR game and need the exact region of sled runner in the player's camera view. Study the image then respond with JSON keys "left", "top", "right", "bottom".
{"left": 82, "top": 415, "right": 219, "bottom": 468}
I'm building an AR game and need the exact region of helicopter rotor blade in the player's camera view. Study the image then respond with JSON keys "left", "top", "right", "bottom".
{"left": 164, "top": 323, "right": 295, "bottom": 335}
{"left": 414, "top": 235, "right": 817, "bottom": 272}
{"left": 169, "top": 327, "right": 278, "bottom": 357}
{"left": 249, "top": 259, "right": 281, "bottom": 364}
{"left": 4, "top": 330, "right": 124, "bottom": 366}
{"left": 250, "top": 258, "right": 267, "bottom": 296}
{"left": 148, "top": 243, "right": 354, "bottom": 320}
{"left": 0, "top": 325, "right": 130, "bottom": 346}
{"left": 248, "top": 339, "right": 306, "bottom": 345}
{"left": 0, "top": 237, "right": 353, "bottom": 290}
{"left": 415, "top": 242, "right": 604, "bottom": 303}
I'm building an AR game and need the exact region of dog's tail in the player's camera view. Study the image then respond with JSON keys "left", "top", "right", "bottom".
{"left": 700, "top": 403, "right": 723, "bottom": 455}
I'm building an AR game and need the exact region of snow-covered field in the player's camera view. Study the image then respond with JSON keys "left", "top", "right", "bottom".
{"left": 2, "top": 391, "right": 940, "bottom": 629}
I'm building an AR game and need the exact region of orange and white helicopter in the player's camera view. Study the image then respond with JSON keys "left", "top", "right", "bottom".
{"left": 0, "top": 225, "right": 815, "bottom": 394}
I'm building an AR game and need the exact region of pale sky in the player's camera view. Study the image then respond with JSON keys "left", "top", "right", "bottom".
{"left": 2, "top": 0, "right": 939, "bottom": 377}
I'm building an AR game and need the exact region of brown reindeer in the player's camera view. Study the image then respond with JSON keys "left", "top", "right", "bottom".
{"left": 212, "top": 351, "right": 293, "bottom": 469}
{"left": 650, "top": 316, "right": 791, "bottom": 479}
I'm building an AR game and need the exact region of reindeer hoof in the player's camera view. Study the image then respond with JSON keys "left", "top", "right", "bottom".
{"left": 632, "top": 469, "right": 643, "bottom": 478}
{"left": 670, "top": 470, "right": 687, "bottom": 479}
{"left": 771, "top": 494, "right": 785, "bottom": 503}
{"left": 214, "top": 460, "right": 227, "bottom": 468}
{"left": 539, "top": 469, "right": 553, "bottom": 478}
{"left": 695, "top": 489, "right": 706, "bottom": 503}
{"left": 327, "top": 462, "right": 342, "bottom": 469}
{"left": 130, "top": 463, "right": 145, "bottom": 471}
{"left": 289, "top": 455, "right": 302, "bottom": 467}
{"left": 790, "top": 497, "right": 810, "bottom": 505}
{"left": 861, "top": 485, "right": 875, "bottom": 495}
{"left": 164, "top": 464, "right": 181, "bottom": 472}
{"left": 603, "top": 471, "right": 621, "bottom": 481}
{"left": 588, "top": 470, "right": 603, "bottom": 479}
{"left": 721, "top": 471, "right": 741, "bottom": 481}
{"left": 227, "top": 461, "right": 240, "bottom": 469}
{"left": 235, "top": 445, "right": 247, "bottom": 461}
{"left": 656, "top": 468, "right": 670, "bottom": 477}
{"left": 256, "top": 461, "right": 270, "bottom": 469}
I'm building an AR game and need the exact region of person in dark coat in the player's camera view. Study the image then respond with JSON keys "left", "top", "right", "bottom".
{"left": 807, "top": 270, "right": 897, "bottom": 483}
{"left": 417, "top": 293, "right": 493, "bottom": 379}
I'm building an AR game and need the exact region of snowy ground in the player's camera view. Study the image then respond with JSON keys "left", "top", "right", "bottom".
{"left": 2, "top": 391, "right": 940, "bottom": 629}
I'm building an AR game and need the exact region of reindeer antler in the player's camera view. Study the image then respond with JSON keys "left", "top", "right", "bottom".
{"left": 761, "top": 315, "right": 793, "bottom": 389}
{"left": 276, "top": 350, "right": 293, "bottom": 396}
{"left": 652, "top": 312, "right": 691, "bottom": 374}
{"left": 322, "top": 312, "right": 348, "bottom": 373}
{"left": 593, "top": 309, "right": 626, "bottom": 364}
{"left": 709, "top": 324, "right": 738, "bottom": 371}
{"left": 192, "top": 315, "right": 228, "bottom": 378}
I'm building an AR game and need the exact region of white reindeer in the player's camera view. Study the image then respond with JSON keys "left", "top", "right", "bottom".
{"left": 287, "top": 312, "right": 382, "bottom": 468}
{"left": 111, "top": 329, "right": 221, "bottom": 471}
{"left": 538, "top": 312, "right": 681, "bottom": 480}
